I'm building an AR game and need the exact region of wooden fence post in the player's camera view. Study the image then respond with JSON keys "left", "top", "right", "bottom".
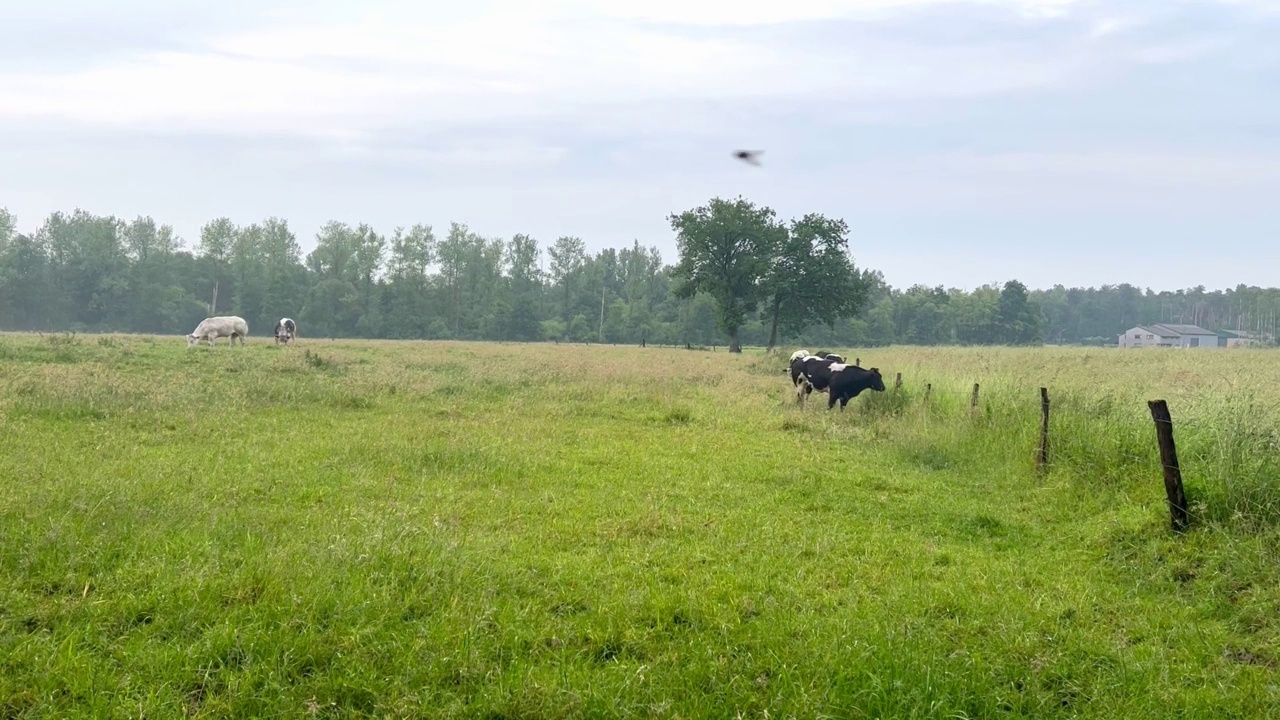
{"left": 894, "top": 372, "right": 902, "bottom": 390}
{"left": 1147, "top": 400, "right": 1190, "bottom": 533}
{"left": 854, "top": 357, "right": 860, "bottom": 367}
{"left": 924, "top": 383, "right": 932, "bottom": 401}
{"left": 970, "top": 383, "right": 980, "bottom": 414}
{"left": 1037, "top": 387, "right": 1050, "bottom": 471}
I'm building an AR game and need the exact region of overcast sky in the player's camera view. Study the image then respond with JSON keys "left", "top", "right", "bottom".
{"left": 2, "top": 0, "right": 1277, "bottom": 291}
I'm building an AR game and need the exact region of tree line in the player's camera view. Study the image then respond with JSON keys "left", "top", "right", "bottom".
{"left": 2, "top": 202, "right": 1277, "bottom": 348}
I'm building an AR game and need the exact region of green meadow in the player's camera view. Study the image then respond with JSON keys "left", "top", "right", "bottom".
{"left": 1, "top": 333, "right": 1278, "bottom": 718}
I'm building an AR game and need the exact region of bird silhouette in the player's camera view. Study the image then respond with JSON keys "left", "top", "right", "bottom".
{"left": 734, "top": 150, "right": 763, "bottom": 166}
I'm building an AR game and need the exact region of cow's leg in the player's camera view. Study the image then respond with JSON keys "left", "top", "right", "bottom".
{"left": 839, "top": 395, "right": 851, "bottom": 410}
{"left": 828, "top": 392, "right": 838, "bottom": 410}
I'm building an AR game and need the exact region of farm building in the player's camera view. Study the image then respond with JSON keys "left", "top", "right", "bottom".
{"left": 1118, "top": 324, "right": 1220, "bottom": 348}
{"left": 1216, "top": 330, "right": 1265, "bottom": 348}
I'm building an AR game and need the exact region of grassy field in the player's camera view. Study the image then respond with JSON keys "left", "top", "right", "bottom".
{"left": 2, "top": 333, "right": 1279, "bottom": 719}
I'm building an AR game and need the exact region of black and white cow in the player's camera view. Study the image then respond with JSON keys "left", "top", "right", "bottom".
{"left": 790, "top": 353, "right": 885, "bottom": 409}
{"left": 788, "top": 351, "right": 845, "bottom": 404}
{"left": 790, "top": 353, "right": 843, "bottom": 407}
{"left": 274, "top": 317, "right": 297, "bottom": 344}
{"left": 825, "top": 364, "right": 886, "bottom": 410}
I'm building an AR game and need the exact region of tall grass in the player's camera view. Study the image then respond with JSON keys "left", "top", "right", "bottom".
{"left": 757, "top": 345, "right": 1280, "bottom": 529}
{"left": 2, "top": 334, "right": 1279, "bottom": 718}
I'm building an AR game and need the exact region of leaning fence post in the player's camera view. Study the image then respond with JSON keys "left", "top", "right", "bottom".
{"left": 1147, "top": 399, "right": 1190, "bottom": 533}
{"left": 894, "top": 372, "right": 902, "bottom": 390}
{"left": 924, "top": 383, "right": 932, "bottom": 401}
{"left": 1036, "top": 387, "right": 1050, "bottom": 472}
{"left": 970, "top": 383, "right": 980, "bottom": 414}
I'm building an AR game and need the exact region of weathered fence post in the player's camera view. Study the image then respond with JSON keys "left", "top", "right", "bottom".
{"left": 1147, "top": 399, "right": 1191, "bottom": 533}
{"left": 924, "top": 383, "right": 932, "bottom": 401}
{"left": 855, "top": 357, "right": 860, "bottom": 367}
{"left": 1036, "top": 387, "right": 1050, "bottom": 472}
{"left": 970, "top": 383, "right": 980, "bottom": 414}
{"left": 894, "top": 372, "right": 902, "bottom": 390}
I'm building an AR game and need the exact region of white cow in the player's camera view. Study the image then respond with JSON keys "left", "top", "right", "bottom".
{"left": 274, "top": 317, "right": 297, "bottom": 345}
{"left": 187, "top": 316, "right": 249, "bottom": 348}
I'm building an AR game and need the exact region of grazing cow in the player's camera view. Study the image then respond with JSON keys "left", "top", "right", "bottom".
{"left": 274, "top": 317, "right": 297, "bottom": 344}
{"left": 826, "top": 365, "right": 886, "bottom": 410}
{"left": 790, "top": 354, "right": 845, "bottom": 407}
{"left": 187, "top": 316, "right": 249, "bottom": 348}
{"left": 792, "top": 356, "right": 885, "bottom": 409}
{"left": 786, "top": 350, "right": 811, "bottom": 381}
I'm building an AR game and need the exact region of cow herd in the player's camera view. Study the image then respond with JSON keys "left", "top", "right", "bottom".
{"left": 185, "top": 316, "right": 297, "bottom": 348}
{"left": 181, "top": 320, "right": 880, "bottom": 411}
{"left": 787, "top": 349, "right": 886, "bottom": 410}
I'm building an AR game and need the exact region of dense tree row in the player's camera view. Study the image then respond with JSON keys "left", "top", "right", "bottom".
{"left": 2, "top": 204, "right": 1277, "bottom": 347}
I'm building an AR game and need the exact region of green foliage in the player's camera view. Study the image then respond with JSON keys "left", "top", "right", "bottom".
{"left": 763, "top": 213, "right": 871, "bottom": 347}
{"left": 669, "top": 196, "right": 786, "bottom": 351}
{"left": 4, "top": 204, "right": 1280, "bottom": 350}
{"left": 997, "top": 280, "right": 1044, "bottom": 345}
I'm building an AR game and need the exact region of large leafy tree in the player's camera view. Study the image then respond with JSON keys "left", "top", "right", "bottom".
{"left": 669, "top": 196, "right": 785, "bottom": 352}
{"left": 547, "top": 236, "right": 587, "bottom": 322}
{"left": 996, "top": 280, "right": 1044, "bottom": 345}
{"left": 763, "top": 213, "right": 870, "bottom": 350}
{"left": 504, "top": 233, "right": 543, "bottom": 341}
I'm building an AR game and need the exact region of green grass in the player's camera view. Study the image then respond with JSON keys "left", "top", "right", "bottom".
{"left": 2, "top": 333, "right": 1279, "bottom": 718}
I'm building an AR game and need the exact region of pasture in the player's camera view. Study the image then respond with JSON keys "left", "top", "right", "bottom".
{"left": 1, "top": 333, "right": 1278, "bottom": 718}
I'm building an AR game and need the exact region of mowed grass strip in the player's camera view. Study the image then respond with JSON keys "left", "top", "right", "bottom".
{"left": 1, "top": 334, "right": 1278, "bottom": 718}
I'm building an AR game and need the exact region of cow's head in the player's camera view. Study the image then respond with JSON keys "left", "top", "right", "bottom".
{"left": 187, "top": 333, "right": 199, "bottom": 347}
{"left": 867, "top": 367, "right": 886, "bottom": 392}
{"left": 276, "top": 330, "right": 291, "bottom": 344}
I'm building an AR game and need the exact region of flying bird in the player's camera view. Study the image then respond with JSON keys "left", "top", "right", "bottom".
{"left": 734, "top": 150, "right": 763, "bottom": 166}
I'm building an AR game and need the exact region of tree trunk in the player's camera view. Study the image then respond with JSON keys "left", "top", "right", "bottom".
{"left": 729, "top": 326, "right": 742, "bottom": 353}
{"left": 766, "top": 295, "right": 781, "bottom": 350}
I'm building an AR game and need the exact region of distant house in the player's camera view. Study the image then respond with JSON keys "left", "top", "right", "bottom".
{"left": 1118, "top": 324, "right": 1220, "bottom": 348}
{"left": 1216, "top": 330, "right": 1264, "bottom": 348}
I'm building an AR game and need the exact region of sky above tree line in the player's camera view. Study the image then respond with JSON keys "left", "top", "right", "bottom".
{"left": 1, "top": 0, "right": 1277, "bottom": 292}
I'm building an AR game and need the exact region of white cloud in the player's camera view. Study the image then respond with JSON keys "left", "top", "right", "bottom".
{"left": 969, "top": 150, "right": 1280, "bottom": 185}
{"left": 582, "top": 0, "right": 1084, "bottom": 24}
{"left": 1130, "top": 37, "right": 1231, "bottom": 64}
{"left": 792, "top": 148, "right": 1280, "bottom": 219}
{"left": 1087, "top": 16, "right": 1142, "bottom": 39}
{"left": 0, "top": 0, "right": 1106, "bottom": 137}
